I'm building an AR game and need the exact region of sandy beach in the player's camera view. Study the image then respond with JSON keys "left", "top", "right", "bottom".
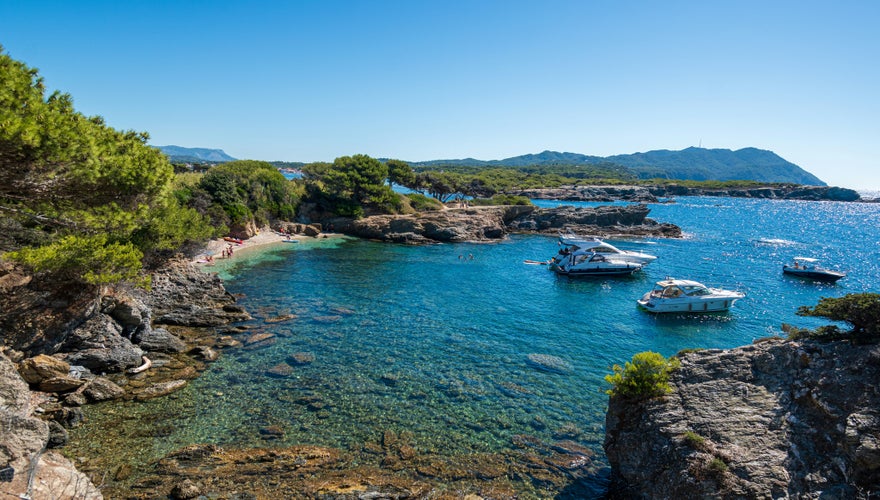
{"left": 194, "top": 227, "right": 303, "bottom": 264}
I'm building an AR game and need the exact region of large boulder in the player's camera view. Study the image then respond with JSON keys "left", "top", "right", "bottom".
{"left": 136, "top": 327, "right": 186, "bottom": 353}
{"left": 62, "top": 314, "right": 143, "bottom": 373}
{"left": 604, "top": 338, "right": 880, "bottom": 498}
{"left": 136, "top": 259, "right": 251, "bottom": 327}
{"left": 0, "top": 353, "right": 101, "bottom": 499}
{"left": 17, "top": 354, "right": 70, "bottom": 385}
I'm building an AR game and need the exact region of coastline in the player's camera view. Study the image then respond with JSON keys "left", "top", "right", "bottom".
{"left": 193, "top": 228, "right": 309, "bottom": 264}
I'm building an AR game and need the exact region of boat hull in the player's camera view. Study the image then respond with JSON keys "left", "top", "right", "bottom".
{"left": 782, "top": 266, "right": 845, "bottom": 282}
{"left": 556, "top": 266, "right": 641, "bottom": 277}
{"left": 637, "top": 297, "right": 740, "bottom": 313}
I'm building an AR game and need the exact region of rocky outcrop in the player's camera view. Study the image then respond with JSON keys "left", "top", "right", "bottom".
{"left": 330, "top": 204, "right": 680, "bottom": 244}
{"left": 515, "top": 184, "right": 861, "bottom": 202}
{"left": 133, "top": 259, "right": 251, "bottom": 327}
{"left": 0, "top": 352, "right": 102, "bottom": 499}
{"left": 0, "top": 256, "right": 254, "bottom": 499}
{"left": 604, "top": 337, "right": 880, "bottom": 498}
{"left": 513, "top": 185, "right": 659, "bottom": 202}
{"left": 329, "top": 206, "right": 518, "bottom": 244}
{"left": 506, "top": 204, "right": 681, "bottom": 237}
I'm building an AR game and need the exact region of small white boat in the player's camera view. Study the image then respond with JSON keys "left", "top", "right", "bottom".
{"left": 556, "top": 233, "right": 657, "bottom": 266}
{"left": 782, "top": 257, "right": 845, "bottom": 282}
{"left": 637, "top": 279, "right": 744, "bottom": 313}
{"left": 550, "top": 251, "right": 644, "bottom": 276}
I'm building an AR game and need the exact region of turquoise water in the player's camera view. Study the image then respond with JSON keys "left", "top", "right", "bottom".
{"left": 78, "top": 197, "right": 880, "bottom": 496}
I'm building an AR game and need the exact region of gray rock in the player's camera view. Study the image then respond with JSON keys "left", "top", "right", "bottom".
{"left": 82, "top": 376, "right": 125, "bottom": 402}
{"left": 0, "top": 354, "right": 100, "bottom": 499}
{"left": 46, "top": 421, "right": 68, "bottom": 448}
{"left": 604, "top": 338, "right": 880, "bottom": 498}
{"left": 62, "top": 314, "right": 143, "bottom": 373}
{"left": 137, "top": 327, "right": 186, "bottom": 353}
{"left": 137, "top": 259, "right": 251, "bottom": 327}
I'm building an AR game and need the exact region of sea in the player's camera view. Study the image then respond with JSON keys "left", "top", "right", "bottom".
{"left": 69, "top": 196, "right": 880, "bottom": 497}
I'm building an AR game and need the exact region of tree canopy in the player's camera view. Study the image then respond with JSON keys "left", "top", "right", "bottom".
{"left": 795, "top": 293, "right": 880, "bottom": 341}
{"left": 301, "top": 155, "right": 398, "bottom": 217}
{"left": 1, "top": 46, "right": 212, "bottom": 284}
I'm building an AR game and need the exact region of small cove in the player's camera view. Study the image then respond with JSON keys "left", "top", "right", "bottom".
{"left": 68, "top": 197, "right": 880, "bottom": 497}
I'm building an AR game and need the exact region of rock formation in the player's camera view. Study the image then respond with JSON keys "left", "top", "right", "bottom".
{"left": 0, "top": 352, "right": 102, "bottom": 499}
{"left": 604, "top": 337, "right": 880, "bottom": 498}
{"left": 0, "top": 257, "right": 252, "bottom": 499}
{"left": 329, "top": 204, "right": 680, "bottom": 244}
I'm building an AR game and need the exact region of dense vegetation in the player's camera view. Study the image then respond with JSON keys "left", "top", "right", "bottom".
{"left": 0, "top": 46, "right": 213, "bottom": 285}
{"left": 178, "top": 160, "right": 300, "bottom": 233}
{"left": 784, "top": 293, "right": 880, "bottom": 342}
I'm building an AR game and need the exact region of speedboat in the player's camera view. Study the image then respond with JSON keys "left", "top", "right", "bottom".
{"left": 782, "top": 257, "right": 845, "bottom": 282}
{"left": 637, "top": 279, "right": 744, "bottom": 313}
{"left": 556, "top": 233, "right": 657, "bottom": 266}
{"left": 550, "top": 251, "right": 644, "bottom": 276}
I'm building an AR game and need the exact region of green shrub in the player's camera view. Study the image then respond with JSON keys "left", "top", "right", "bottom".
{"left": 468, "top": 195, "right": 533, "bottom": 206}
{"left": 605, "top": 351, "right": 680, "bottom": 398}
{"left": 706, "top": 457, "right": 728, "bottom": 474}
{"left": 406, "top": 193, "right": 444, "bottom": 211}
{"left": 682, "top": 431, "right": 706, "bottom": 449}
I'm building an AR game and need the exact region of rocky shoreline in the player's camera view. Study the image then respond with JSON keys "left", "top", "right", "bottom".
{"left": 328, "top": 203, "right": 681, "bottom": 244}
{"left": 604, "top": 337, "right": 880, "bottom": 498}
{"left": 511, "top": 184, "right": 862, "bottom": 203}
{"left": 0, "top": 257, "right": 255, "bottom": 499}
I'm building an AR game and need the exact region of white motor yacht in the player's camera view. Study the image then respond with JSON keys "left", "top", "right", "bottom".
{"left": 637, "top": 279, "right": 744, "bottom": 313}
{"left": 550, "top": 251, "right": 644, "bottom": 277}
{"left": 556, "top": 233, "right": 657, "bottom": 266}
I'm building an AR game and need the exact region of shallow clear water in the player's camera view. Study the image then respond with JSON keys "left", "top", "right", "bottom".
{"left": 73, "top": 197, "right": 880, "bottom": 495}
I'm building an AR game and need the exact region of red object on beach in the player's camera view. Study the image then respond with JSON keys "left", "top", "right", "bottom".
{"left": 223, "top": 237, "right": 243, "bottom": 244}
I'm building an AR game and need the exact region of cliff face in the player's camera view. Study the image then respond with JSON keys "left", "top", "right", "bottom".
{"left": 604, "top": 338, "right": 880, "bottom": 498}
{"left": 330, "top": 204, "right": 681, "bottom": 244}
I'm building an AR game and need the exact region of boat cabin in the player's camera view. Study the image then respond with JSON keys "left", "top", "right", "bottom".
{"left": 649, "top": 280, "right": 711, "bottom": 298}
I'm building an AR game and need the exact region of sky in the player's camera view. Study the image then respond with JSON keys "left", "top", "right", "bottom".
{"left": 1, "top": 0, "right": 878, "bottom": 189}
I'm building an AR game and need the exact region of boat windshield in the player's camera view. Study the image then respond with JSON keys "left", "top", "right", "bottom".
{"left": 681, "top": 285, "right": 710, "bottom": 296}
{"left": 656, "top": 286, "right": 682, "bottom": 298}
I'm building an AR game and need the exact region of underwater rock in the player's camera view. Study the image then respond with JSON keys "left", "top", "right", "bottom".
{"left": 265, "top": 313, "right": 297, "bottom": 323}
{"left": 288, "top": 352, "right": 316, "bottom": 365}
{"left": 526, "top": 353, "right": 573, "bottom": 374}
{"left": 266, "top": 363, "right": 294, "bottom": 378}
{"left": 244, "top": 332, "right": 276, "bottom": 349}
{"left": 134, "top": 379, "right": 188, "bottom": 401}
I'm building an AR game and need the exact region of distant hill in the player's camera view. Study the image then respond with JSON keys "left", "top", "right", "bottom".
{"left": 411, "top": 148, "right": 826, "bottom": 186}
{"left": 156, "top": 145, "right": 236, "bottom": 163}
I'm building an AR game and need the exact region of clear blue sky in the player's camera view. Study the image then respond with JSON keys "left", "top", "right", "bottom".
{"left": 2, "top": 0, "right": 878, "bottom": 189}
